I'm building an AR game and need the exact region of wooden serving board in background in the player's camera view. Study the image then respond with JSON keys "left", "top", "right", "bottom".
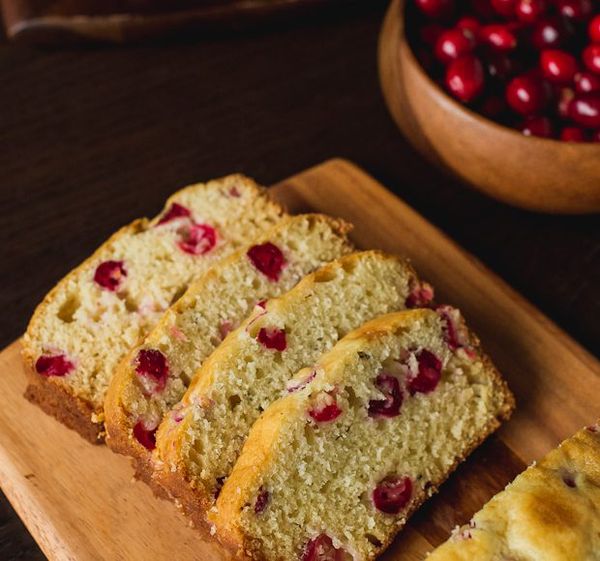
{"left": 1, "top": 159, "right": 598, "bottom": 561}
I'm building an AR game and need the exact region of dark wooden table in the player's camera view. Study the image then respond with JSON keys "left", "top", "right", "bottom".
{"left": 1, "top": 3, "right": 598, "bottom": 559}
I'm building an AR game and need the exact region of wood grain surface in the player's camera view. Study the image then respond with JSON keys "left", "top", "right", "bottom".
{"left": 0, "top": 159, "right": 598, "bottom": 561}
{"left": 0, "top": 5, "right": 598, "bottom": 559}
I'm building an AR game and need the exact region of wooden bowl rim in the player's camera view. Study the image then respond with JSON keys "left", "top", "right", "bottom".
{"left": 394, "top": 0, "right": 600, "bottom": 152}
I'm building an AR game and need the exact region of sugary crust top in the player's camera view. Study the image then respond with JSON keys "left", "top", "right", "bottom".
{"left": 426, "top": 423, "right": 600, "bottom": 561}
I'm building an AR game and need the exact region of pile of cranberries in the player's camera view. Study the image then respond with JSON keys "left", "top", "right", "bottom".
{"left": 407, "top": 0, "right": 600, "bottom": 141}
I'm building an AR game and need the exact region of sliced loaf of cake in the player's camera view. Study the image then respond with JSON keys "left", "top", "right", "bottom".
{"left": 212, "top": 309, "right": 514, "bottom": 561}
{"left": 153, "top": 251, "right": 433, "bottom": 529}
{"left": 22, "top": 175, "right": 284, "bottom": 442}
{"left": 104, "top": 214, "right": 353, "bottom": 478}
{"left": 426, "top": 422, "right": 600, "bottom": 561}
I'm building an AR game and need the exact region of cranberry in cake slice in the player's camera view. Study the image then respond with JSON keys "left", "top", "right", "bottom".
{"left": 211, "top": 309, "right": 514, "bottom": 561}
{"left": 104, "top": 214, "right": 354, "bottom": 468}
{"left": 22, "top": 174, "right": 284, "bottom": 442}
{"left": 152, "top": 251, "right": 431, "bottom": 530}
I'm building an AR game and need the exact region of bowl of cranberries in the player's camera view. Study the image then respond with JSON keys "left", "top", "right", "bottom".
{"left": 379, "top": 0, "right": 600, "bottom": 213}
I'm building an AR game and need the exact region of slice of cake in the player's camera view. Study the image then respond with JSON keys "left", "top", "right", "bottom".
{"left": 22, "top": 175, "right": 285, "bottom": 443}
{"left": 426, "top": 422, "right": 600, "bottom": 561}
{"left": 212, "top": 309, "right": 514, "bottom": 561}
{"left": 153, "top": 251, "right": 433, "bottom": 530}
{"left": 104, "top": 214, "right": 353, "bottom": 479}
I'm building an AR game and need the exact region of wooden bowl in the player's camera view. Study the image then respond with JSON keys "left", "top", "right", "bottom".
{"left": 378, "top": 0, "right": 600, "bottom": 214}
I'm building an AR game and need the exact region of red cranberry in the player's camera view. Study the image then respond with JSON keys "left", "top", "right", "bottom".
{"left": 368, "top": 373, "right": 403, "bottom": 418}
{"left": 133, "top": 421, "right": 157, "bottom": 451}
{"left": 583, "top": 45, "right": 600, "bottom": 76}
{"left": 589, "top": 15, "right": 600, "bottom": 43}
{"left": 257, "top": 327, "right": 287, "bottom": 351}
{"left": 540, "top": 50, "right": 578, "bottom": 84}
{"left": 157, "top": 203, "right": 191, "bottom": 225}
{"left": 560, "top": 126, "right": 587, "bottom": 141}
{"left": 491, "top": 0, "right": 516, "bottom": 18}
{"left": 445, "top": 55, "right": 485, "bottom": 102}
{"left": 420, "top": 23, "right": 444, "bottom": 46}
{"left": 35, "top": 354, "right": 74, "bottom": 377}
{"left": 519, "top": 116, "right": 554, "bottom": 137}
{"left": 134, "top": 349, "right": 169, "bottom": 394}
{"left": 435, "top": 28, "right": 476, "bottom": 64}
{"left": 506, "top": 74, "right": 549, "bottom": 114}
{"left": 405, "top": 281, "right": 435, "bottom": 308}
{"left": 308, "top": 391, "right": 342, "bottom": 423}
{"left": 254, "top": 487, "right": 270, "bottom": 514}
{"left": 515, "top": 0, "right": 547, "bottom": 22}
{"left": 568, "top": 94, "right": 600, "bottom": 127}
{"left": 575, "top": 72, "right": 600, "bottom": 94}
{"left": 247, "top": 242, "right": 286, "bottom": 282}
{"left": 557, "top": 0, "right": 593, "bottom": 21}
{"left": 408, "top": 349, "right": 443, "bottom": 394}
{"left": 480, "top": 25, "right": 518, "bottom": 51}
{"left": 414, "top": 0, "right": 455, "bottom": 19}
{"left": 302, "top": 534, "right": 347, "bottom": 561}
{"left": 94, "top": 260, "right": 126, "bottom": 292}
{"left": 457, "top": 16, "right": 481, "bottom": 35}
{"left": 531, "top": 18, "right": 567, "bottom": 50}
{"left": 177, "top": 223, "right": 217, "bottom": 255}
{"left": 372, "top": 476, "right": 413, "bottom": 514}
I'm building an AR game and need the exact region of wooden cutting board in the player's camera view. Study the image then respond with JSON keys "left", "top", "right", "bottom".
{"left": 1, "top": 159, "right": 598, "bottom": 561}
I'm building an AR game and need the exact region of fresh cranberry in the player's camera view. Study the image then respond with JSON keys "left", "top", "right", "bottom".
{"left": 557, "top": 87, "right": 575, "bottom": 117}
{"left": 560, "top": 126, "right": 587, "bottom": 141}
{"left": 368, "top": 373, "right": 403, "bottom": 418}
{"left": 420, "top": 23, "right": 444, "bottom": 46}
{"left": 540, "top": 50, "right": 578, "bottom": 84}
{"left": 575, "top": 72, "right": 600, "bottom": 94}
{"left": 177, "top": 223, "right": 217, "bottom": 255}
{"left": 35, "top": 354, "right": 74, "bottom": 377}
{"left": 405, "top": 281, "right": 435, "bottom": 308}
{"left": 589, "top": 14, "right": 600, "bottom": 43}
{"left": 531, "top": 18, "right": 567, "bottom": 50}
{"left": 583, "top": 45, "right": 600, "bottom": 76}
{"left": 94, "top": 260, "right": 126, "bottom": 292}
{"left": 414, "top": 0, "right": 455, "bottom": 19}
{"left": 157, "top": 203, "right": 191, "bottom": 225}
{"left": 302, "top": 534, "right": 348, "bottom": 561}
{"left": 247, "top": 242, "right": 286, "bottom": 282}
{"left": 506, "top": 74, "right": 549, "bottom": 114}
{"left": 134, "top": 349, "right": 169, "bottom": 394}
{"left": 520, "top": 116, "right": 554, "bottom": 137}
{"left": 408, "top": 349, "right": 443, "bottom": 394}
{"left": 568, "top": 94, "right": 600, "bottom": 127}
{"left": 435, "top": 28, "right": 476, "bottom": 63}
{"left": 457, "top": 16, "right": 481, "bottom": 35}
{"left": 445, "top": 55, "right": 485, "bottom": 102}
{"left": 372, "top": 476, "right": 413, "bottom": 514}
{"left": 308, "top": 391, "right": 342, "bottom": 423}
{"left": 257, "top": 327, "right": 287, "bottom": 351}
{"left": 515, "top": 0, "right": 546, "bottom": 22}
{"left": 254, "top": 487, "right": 270, "bottom": 514}
{"left": 133, "top": 421, "right": 157, "bottom": 450}
{"left": 556, "top": 0, "right": 593, "bottom": 21}
{"left": 491, "top": 0, "right": 516, "bottom": 18}
{"left": 480, "top": 25, "right": 518, "bottom": 51}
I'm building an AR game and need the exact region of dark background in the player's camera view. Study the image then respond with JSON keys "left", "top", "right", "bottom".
{"left": 1, "top": 3, "right": 598, "bottom": 559}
